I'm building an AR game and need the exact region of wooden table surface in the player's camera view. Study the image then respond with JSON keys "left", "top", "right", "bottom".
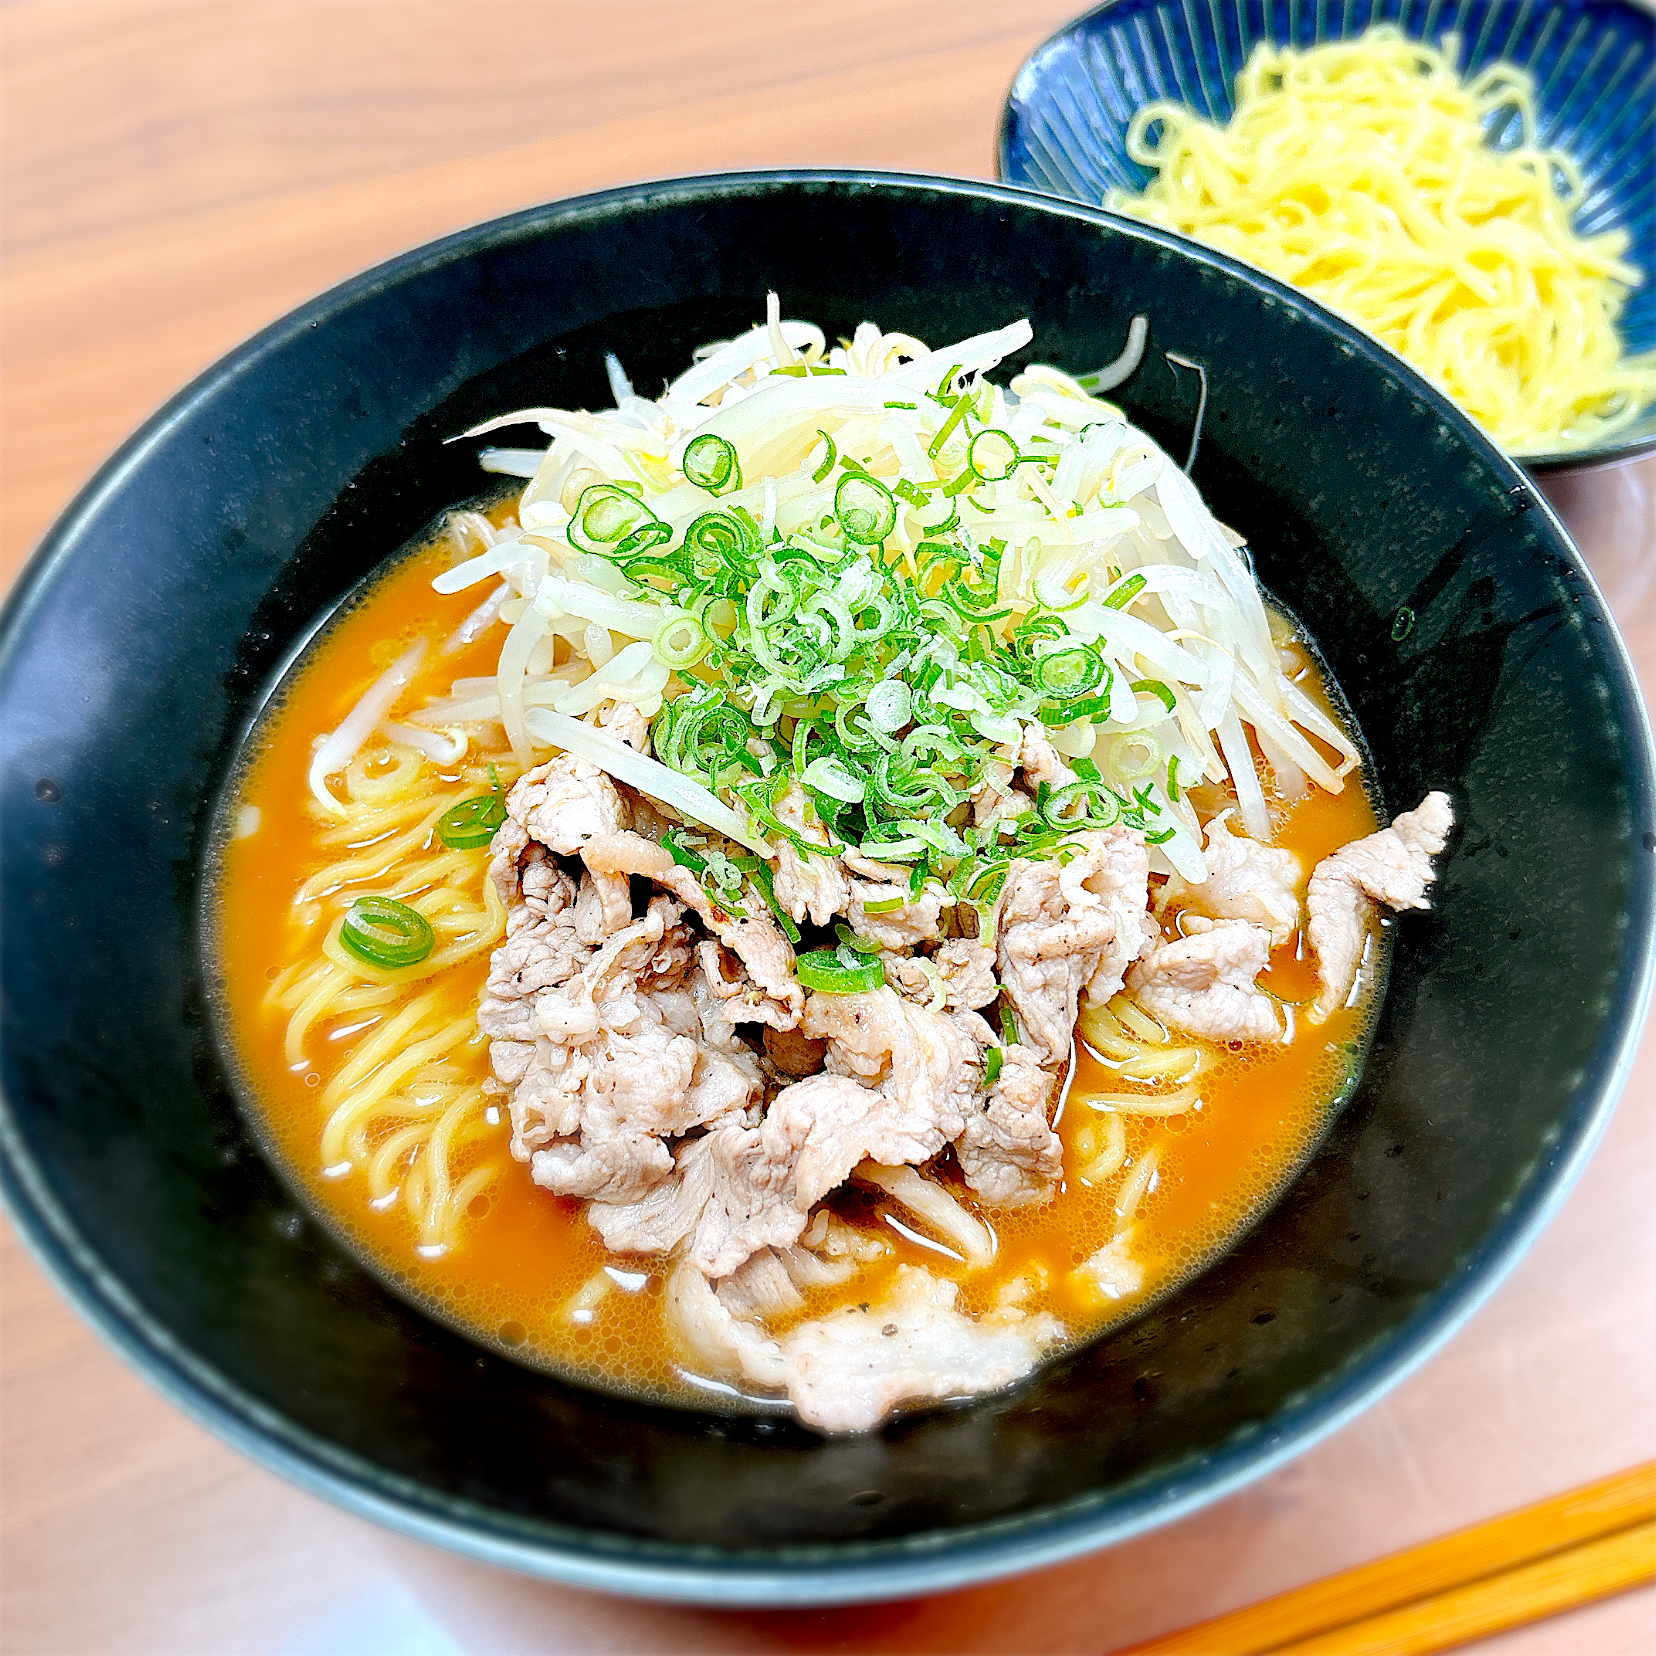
{"left": 3, "top": 5, "right": 1653, "bottom": 1653}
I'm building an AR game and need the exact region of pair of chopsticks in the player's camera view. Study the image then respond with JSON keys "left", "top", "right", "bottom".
{"left": 1118, "top": 1461, "right": 1656, "bottom": 1655}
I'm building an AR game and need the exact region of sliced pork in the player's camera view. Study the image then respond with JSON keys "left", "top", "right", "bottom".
{"left": 1075, "top": 1231, "right": 1145, "bottom": 1301}
{"left": 1163, "top": 819, "right": 1303, "bottom": 946}
{"left": 1308, "top": 791, "right": 1454, "bottom": 1016}
{"left": 490, "top": 753, "right": 627, "bottom": 874}
{"left": 770, "top": 786, "right": 850, "bottom": 927}
{"left": 593, "top": 988, "right": 983, "bottom": 1278}
{"left": 1127, "top": 915, "right": 1280, "bottom": 1042}
{"left": 667, "top": 1262, "right": 1063, "bottom": 1434}
{"left": 584, "top": 829, "right": 803, "bottom": 1028}
{"left": 889, "top": 940, "right": 999, "bottom": 1014}
{"left": 954, "top": 1043, "right": 1065, "bottom": 1205}
{"left": 847, "top": 883, "right": 946, "bottom": 949}
{"left": 779, "top": 1266, "right": 1063, "bottom": 1434}
{"left": 480, "top": 892, "right": 765, "bottom": 1206}
{"left": 996, "top": 826, "right": 1151, "bottom": 1063}
{"left": 476, "top": 699, "right": 1448, "bottom": 1435}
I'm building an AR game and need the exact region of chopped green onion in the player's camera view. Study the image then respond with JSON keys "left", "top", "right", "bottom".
{"left": 1131, "top": 677, "right": 1176, "bottom": 713}
{"left": 862, "top": 895, "right": 905, "bottom": 914}
{"left": 1107, "top": 731, "right": 1162, "bottom": 784}
{"left": 702, "top": 848, "right": 749, "bottom": 911}
{"left": 1035, "top": 644, "right": 1107, "bottom": 700}
{"left": 884, "top": 400, "right": 918, "bottom": 410}
{"left": 802, "top": 755, "right": 866, "bottom": 803}
{"left": 1392, "top": 607, "right": 1415, "bottom": 642}
{"left": 834, "top": 922, "right": 884, "bottom": 956}
{"left": 927, "top": 394, "right": 971, "bottom": 459}
{"left": 796, "top": 950, "right": 886, "bottom": 994}
{"left": 682, "top": 511, "right": 758, "bottom": 580}
{"left": 682, "top": 433, "right": 742, "bottom": 495}
{"left": 1087, "top": 789, "right": 1123, "bottom": 829}
{"left": 654, "top": 612, "right": 711, "bottom": 669}
{"left": 967, "top": 427, "right": 1020, "bottom": 482}
{"left": 864, "top": 680, "right": 912, "bottom": 733}
{"left": 1102, "top": 572, "right": 1146, "bottom": 610}
{"left": 436, "top": 791, "right": 507, "bottom": 849}
{"left": 1041, "top": 781, "right": 1093, "bottom": 824}
{"left": 983, "top": 1044, "right": 1004, "bottom": 1087}
{"left": 729, "top": 505, "right": 765, "bottom": 548}
{"left": 339, "top": 897, "right": 435, "bottom": 969}
{"left": 663, "top": 827, "right": 708, "bottom": 874}
{"left": 810, "top": 430, "right": 837, "bottom": 484}
{"left": 999, "top": 1003, "right": 1019, "bottom": 1045}
{"left": 568, "top": 483, "right": 670, "bottom": 558}
{"left": 1167, "top": 754, "right": 1181, "bottom": 800}
{"left": 835, "top": 473, "right": 897, "bottom": 545}
{"left": 1146, "top": 826, "right": 1177, "bottom": 844}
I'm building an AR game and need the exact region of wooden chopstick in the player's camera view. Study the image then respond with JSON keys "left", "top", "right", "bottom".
{"left": 1268, "top": 1521, "right": 1656, "bottom": 1655}
{"left": 1117, "top": 1461, "right": 1656, "bottom": 1656}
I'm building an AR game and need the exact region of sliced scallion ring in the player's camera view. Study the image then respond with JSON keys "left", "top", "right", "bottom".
{"left": 568, "top": 482, "right": 667, "bottom": 556}
{"left": 1131, "top": 677, "right": 1176, "bottom": 713}
{"left": 1034, "top": 644, "right": 1107, "bottom": 700}
{"left": 683, "top": 510, "right": 757, "bottom": 575}
{"left": 653, "top": 612, "right": 711, "bottom": 669}
{"left": 437, "top": 791, "right": 507, "bottom": 849}
{"left": 983, "top": 1044, "right": 1004, "bottom": 1087}
{"left": 863, "top": 679, "right": 912, "bottom": 733}
{"left": 662, "top": 828, "right": 708, "bottom": 874}
{"left": 862, "top": 895, "right": 905, "bottom": 914}
{"left": 682, "top": 433, "right": 742, "bottom": 495}
{"left": 796, "top": 950, "right": 886, "bottom": 994}
{"left": 801, "top": 754, "right": 866, "bottom": 803}
{"left": 338, "top": 897, "right": 435, "bottom": 969}
{"left": 967, "top": 427, "right": 1021, "bottom": 482}
{"left": 1107, "top": 731, "right": 1162, "bottom": 784}
{"left": 835, "top": 473, "right": 897, "bottom": 545}
{"left": 1089, "top": 789, "right": 1124, "bottom": 829}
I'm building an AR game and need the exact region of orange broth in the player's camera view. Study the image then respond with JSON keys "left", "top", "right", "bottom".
{"left": 216, "top": 522, "right": 1381, "bottom": 1410}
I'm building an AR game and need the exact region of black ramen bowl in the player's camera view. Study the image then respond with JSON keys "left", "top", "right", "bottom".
{"left": 1, "top": 172, "right": 1651, "bottom": 1605}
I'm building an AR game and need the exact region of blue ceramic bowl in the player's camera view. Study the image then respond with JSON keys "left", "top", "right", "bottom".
{"left": 999, "top": 0, "right": 1656, "bottom": 472}
{"left": 2, "top": 172, "right": 1653, "bottom": 1604}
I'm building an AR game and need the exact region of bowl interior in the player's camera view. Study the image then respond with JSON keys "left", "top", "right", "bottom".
{"left": 998, "top": 0, "right": 1656, "bottom": 470}
{"left": 1, "top": 174, "right": 1650, "bottom": 1602}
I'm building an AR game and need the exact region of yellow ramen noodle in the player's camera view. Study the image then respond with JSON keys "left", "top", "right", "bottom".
{"left": 1107, "top": 27, "right": 1656, "bottom": 455}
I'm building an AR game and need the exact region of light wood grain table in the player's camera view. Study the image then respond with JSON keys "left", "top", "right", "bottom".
{"left": 3, "top": 5, "right": 1653, "bottom": 1653}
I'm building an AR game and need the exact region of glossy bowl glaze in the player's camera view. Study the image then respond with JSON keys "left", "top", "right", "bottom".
{"left": 1, "top": 172, "right": 1651, "bottom": 1605}
{"left": 998, "top": 0, "right": 1656, "bottom": 472}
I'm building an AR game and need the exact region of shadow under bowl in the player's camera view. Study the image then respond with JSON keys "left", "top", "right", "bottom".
{"left": 0, "top": 171, "right": 1651, "bottom": 1605}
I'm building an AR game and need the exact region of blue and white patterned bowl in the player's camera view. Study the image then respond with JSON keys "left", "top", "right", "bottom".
{"left": 999, "top": 0, "right": 1656, "bottom": 472}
